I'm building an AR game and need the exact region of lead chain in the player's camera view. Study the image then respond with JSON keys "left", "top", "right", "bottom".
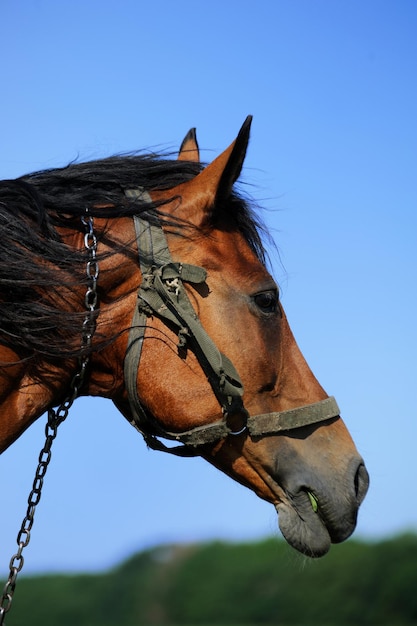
{"left": 0, "top": 210, "right": 99, "bottom": 624}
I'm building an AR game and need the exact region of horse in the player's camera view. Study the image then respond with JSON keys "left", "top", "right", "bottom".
{"left": 0, "top": 117, "right": 368, "bottom": 561}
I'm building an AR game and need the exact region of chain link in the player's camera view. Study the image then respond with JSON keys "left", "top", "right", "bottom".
{"left": 0, "top": 211, "right": 99, "bottom": 625}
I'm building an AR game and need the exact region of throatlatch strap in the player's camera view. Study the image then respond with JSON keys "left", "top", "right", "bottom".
{"left": 124, "top": 191, "right": 158, "bottom": 435}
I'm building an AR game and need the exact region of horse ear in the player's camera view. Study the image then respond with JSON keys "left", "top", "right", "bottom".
{"left": 213, "top": 115, "right": 252, "bottom": 206}
{"left": 153, "top": 117, "right": 253, "bottom": 226}
{"left": 179, "top": 116, "right": 252, "bottom": 219}
{"left": 178, "top": 128, "right": 200, "bottom": 162}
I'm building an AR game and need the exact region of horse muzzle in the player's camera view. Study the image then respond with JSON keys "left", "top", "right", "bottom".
{"left": 276, "top": 455, "right": 369, "bottom": 557}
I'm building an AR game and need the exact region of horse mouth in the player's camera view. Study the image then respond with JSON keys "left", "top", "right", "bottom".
{"left": 275, "top": 489, "right": 357, "bottom": 558}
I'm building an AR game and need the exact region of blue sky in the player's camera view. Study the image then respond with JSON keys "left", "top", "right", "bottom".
{"left": 1, "top": 1, "right": 416, "bottom": 574}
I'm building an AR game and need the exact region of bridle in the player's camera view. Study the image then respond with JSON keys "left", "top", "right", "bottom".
{"left": 123, "top": 189, "right": 340, "bottom": 456}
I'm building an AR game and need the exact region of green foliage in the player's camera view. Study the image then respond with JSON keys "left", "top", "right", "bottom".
{"left": 8, "top": 533, "right": 417, "bottom": 625}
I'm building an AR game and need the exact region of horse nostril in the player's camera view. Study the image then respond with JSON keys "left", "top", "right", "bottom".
{"left": 354, "top": 462, "right": 369, "bottom": 505}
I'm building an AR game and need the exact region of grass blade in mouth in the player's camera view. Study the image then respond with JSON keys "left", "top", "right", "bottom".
{"left": 307, "top": 491, "right": 319, "bottom": 513}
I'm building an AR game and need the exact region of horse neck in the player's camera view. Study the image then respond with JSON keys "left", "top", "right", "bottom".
{"left": 0, "top": 216, "right": 138, "bottom": 453}
{"left": 0, "top": 353, "right": 71, "bottom": 453}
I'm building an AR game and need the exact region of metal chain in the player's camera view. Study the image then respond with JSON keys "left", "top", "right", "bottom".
{"left": 0, "top": 210, "right": 99, "bottom": 625}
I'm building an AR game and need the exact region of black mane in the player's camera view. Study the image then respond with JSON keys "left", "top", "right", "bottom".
{"left": 0, "top": 153, "right": 267, "bottom": 368}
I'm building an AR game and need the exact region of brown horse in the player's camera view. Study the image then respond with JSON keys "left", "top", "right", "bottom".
{"left": 0, "top": 117, "right": 368, "bottom": 558}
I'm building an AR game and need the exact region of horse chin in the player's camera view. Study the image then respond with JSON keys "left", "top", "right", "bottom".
{"left": 276, "top": 500, "right": 331, "bottom": 558}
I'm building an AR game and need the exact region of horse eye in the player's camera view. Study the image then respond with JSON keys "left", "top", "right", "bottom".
{"left": 253, "top": 290, "right": 279, "bottom": 314}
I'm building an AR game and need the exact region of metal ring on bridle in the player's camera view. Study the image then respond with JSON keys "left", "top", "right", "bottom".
{"left": 229, "top": 425, "right": 248, "bottom": 436}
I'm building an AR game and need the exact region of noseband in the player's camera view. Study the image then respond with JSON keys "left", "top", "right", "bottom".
{"left": 123, "top": 189, "right": 340, "bottom": 457}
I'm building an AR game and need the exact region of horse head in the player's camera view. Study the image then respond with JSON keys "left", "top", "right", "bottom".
{"left": 110, "top": 117, "right": 369, "bottom": 557}
{"left": 0, "top": 118, "right": 369, "bottom": 558}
